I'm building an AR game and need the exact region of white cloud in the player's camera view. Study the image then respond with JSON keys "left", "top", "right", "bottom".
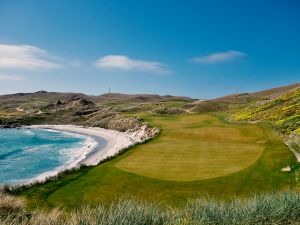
{"left": 191, "top": 51, "right": 247, "bottom": 64}
{"left": 95, "top": 55, "right": 170, "bottom": 74}
{"left": 69, "top": 58, "right": 83, "bottom": 67}
{"left": 0, "top": 74, "right": 24, "bottom": 81}
{"left": 0, "top": 44, "right": 63, "bottom": 69}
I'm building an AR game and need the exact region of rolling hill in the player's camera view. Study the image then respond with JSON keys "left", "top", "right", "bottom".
{"left": 233, "top": 86, "right": 300, "bottom": 134}
{"left": 0, "top": 91, "right": 195, "bottom": 103}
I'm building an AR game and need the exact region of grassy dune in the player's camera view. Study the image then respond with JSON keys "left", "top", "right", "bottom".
{"left": 16, "top": 113, "right": 295, "bottom": 208}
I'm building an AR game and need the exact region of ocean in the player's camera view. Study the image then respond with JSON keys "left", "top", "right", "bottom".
{"left": 0, "top": 128, "right": 90, "bottom": 185}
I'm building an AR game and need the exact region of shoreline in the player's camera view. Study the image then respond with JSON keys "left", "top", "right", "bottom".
{"left": 29, "top": 125, "right": 137, "bottom": 166}
{"left": 12, "top": 125, "right": 138, "bottom": 185}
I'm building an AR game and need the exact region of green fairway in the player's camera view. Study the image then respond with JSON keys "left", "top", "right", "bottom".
{"left": 17, "top": 113, "right": 296, "bottom": 208}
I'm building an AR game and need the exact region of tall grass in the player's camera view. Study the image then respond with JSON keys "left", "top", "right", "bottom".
{"left": 185, "top": 192, "right": 300, "bottom": 224}
{"left": 1, "top": 191, "right": 300, "bottom": 224}
{"left": 0, "top": 192, "right": 26, "bottom": 219}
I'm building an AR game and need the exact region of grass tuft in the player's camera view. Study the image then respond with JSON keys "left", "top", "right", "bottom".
{"left": 2, "top": 191, "right": 300, "bottom": 224}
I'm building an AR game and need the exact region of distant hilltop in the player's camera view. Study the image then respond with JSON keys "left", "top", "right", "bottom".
{"left": 185, "top": 82, "right": 300, "bottom": 112}
{"left": 1, "top": 83, "right": 299, "bottom": 104}
{"left": 0, "top": 91, "right": 196, "bottom": 103}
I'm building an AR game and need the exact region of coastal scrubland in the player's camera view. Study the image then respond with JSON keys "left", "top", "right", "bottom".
{"left": 233, "top": 87, "right": 300, "bottom": 134}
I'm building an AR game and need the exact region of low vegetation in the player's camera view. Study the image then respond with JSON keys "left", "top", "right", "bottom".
{"left": 187, "top": 101, "right": 228, "bottom": 113}
{"left": 151, "top": 106, "right": 184, "bottom": 115}
{"left": 2, "top": 191, "right": 300, "bottom": 225}
{"left": 233, "top": 87, "right": 300, "bottom": 134}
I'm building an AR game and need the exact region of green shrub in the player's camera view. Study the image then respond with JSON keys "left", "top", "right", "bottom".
{"left": 152, "top": 106, "right": 184, "bottom": 115}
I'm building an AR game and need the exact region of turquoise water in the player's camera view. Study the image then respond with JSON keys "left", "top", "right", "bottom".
{"left": 0, "top": 128, "right": 89, "bottom": 184}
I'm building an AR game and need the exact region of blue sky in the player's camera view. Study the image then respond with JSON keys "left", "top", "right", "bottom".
{"left": 0, "top": 0, "right": 299, "bottom": 99}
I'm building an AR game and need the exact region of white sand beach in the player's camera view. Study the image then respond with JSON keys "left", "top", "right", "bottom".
{"left": 30, "top": 125, "right": 138, "bottom": 166}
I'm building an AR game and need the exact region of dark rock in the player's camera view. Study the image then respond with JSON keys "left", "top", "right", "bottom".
{"left": 58, "top": 98, "right": 95, "bottom": 108}
{"left": 0, "top": 123, "right": 20, "bottom": 128}
{"left": 77, "top": 98, "right": 95, "bottom": 106}
{"left": 56, "top": 100, "right": 63, "bottom": 106}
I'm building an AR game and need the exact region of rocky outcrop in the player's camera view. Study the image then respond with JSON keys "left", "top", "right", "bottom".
{"left": 83, "top": 109, "right": 159, "bottom": 141}
{"left": 42, "top": 98, "right": 95, "bottom": 110}
{"left": 126, "top": 125, "right": 160, "bottom": 142}
{"left": 58, "top": 97, "right": 95, "bottom": 108}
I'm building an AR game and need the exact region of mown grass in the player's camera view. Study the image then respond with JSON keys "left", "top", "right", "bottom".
{"left": 116, "top": 114, "right": 266, "bottom": 181}
{"left": 15, "top": 113, "right": 295, "bottom": 209}
{"left": 3, "top": 191, "right": 300, "bottom": 225}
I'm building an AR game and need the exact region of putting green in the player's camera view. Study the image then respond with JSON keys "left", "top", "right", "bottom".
{"left": 115, "top": 114, "right": 266, "bottom": 181}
